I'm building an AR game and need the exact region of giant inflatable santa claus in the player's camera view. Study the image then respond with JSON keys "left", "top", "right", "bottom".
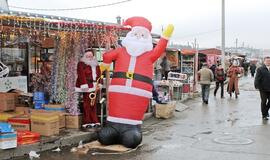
{"left": 98, "top": 17, "right": 174, "bottom": 148}
{"left": 76, "top": 48, "right": 102, "bottom": 125}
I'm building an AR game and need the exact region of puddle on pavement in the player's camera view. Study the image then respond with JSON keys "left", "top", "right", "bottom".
{"left": 213, "top": 136, "right": 253, "bottom": 145}
{"left": 153, "top": 136, "right": 172, "bottom": 141}
{"left": 141, "top": 144, "right": 162, "bottom": 153}
{"left": 199, "top": 131, "right": 212, "bottom": 135}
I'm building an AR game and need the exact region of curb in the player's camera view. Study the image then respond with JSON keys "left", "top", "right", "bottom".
{"left": 0, "top": 130, "right": 97, "bottom": 160}
{"left": 1, "top": 94, "right": 196, "bottom": 159}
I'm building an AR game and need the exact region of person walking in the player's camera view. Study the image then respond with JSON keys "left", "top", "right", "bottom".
{"left": 242, "top": 60, "right": 250, "bottom": 76}
{"left": 214, "top": 63, "right": 226, "bottom": 98}
{"left": 250, "top": 63, "right": 257, "bottom": 77}
{"left": 154, "top": 57, "right": 163, "bottom": 80}
{"left": 227, "top": 59, "right": 242, "bottom": 98}
{"left": 160, "top": 56, "right": 171, "bottom": 80}
{"left": 198, "top": 63, "right": 214, "bottom": 104}
{"left": 210, "top": 63, "right": 217, "bottom": 80}
{"left": 254, "top": 56, "right": 270, "bottom": 120}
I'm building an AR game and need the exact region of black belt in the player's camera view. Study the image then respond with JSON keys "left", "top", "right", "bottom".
{"left": 112, "top": 72, "right": 152, "bottom": 85}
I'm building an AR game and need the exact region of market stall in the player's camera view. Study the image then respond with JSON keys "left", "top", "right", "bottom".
{"left": 180, "top": 49, "right": 196, "bottom": 94}
{"left": 198, "top": 48, "right": 221, "bottom": 68}
{"left": 0, "top": 10, "right": 129, "bottom": 149}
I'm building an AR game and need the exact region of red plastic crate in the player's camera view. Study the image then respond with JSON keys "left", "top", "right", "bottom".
{"left": 17, "top": 131, "right": 40, "bottom": 145}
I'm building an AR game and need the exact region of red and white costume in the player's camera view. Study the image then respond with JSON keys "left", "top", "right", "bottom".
{"left": 103, "top": 34, "right": 168, "bottom": 125}
{"left": 98, "top": 16, "right": 174, "bottom": 149}
{"left": 76, "top": 55, "right": 102, "bottom": 124}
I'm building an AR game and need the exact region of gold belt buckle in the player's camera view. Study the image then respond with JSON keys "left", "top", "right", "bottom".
{"left": 126, "top": 71, "right": 134, "bottom": 80}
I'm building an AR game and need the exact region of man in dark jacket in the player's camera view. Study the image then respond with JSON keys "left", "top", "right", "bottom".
{"left": 254, "top": 56, "right": 270, "bottom": 120}
{"left": 214, "top": 63, "right": 226, "bottom": 98}
{"left": 250, "top": 63, "right": 257, "bottom": 77}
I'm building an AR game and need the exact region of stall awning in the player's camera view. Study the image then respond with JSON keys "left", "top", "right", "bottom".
{"left": 199, "top": 48, "right": 221, "bottom": 55}
{"left": 180, "top": 49, "right": 196, "bottom": 55}
{"left": 166, "top": 47, "right": 179, "bottom": 52}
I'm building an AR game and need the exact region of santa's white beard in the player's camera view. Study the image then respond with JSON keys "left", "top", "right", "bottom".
{"left": 122, "top": 35, "right": 153, "bottom": 56}
{"left": 80, "top": 57, "right": 98, "bottom": 67}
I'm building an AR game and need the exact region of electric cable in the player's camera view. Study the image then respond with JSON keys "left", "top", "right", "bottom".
{"left": 9, "top": 0, "right": 132, "bottom": 11}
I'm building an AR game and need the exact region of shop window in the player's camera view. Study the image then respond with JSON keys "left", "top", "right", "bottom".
{"left": 0, "top": 34, "right": 29, "bottom": 77}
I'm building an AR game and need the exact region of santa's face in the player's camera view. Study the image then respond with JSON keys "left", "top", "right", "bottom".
{"left": 85, "top": 51, "right": 94, "bottom": 60}
{"left": 81, "top": 51, "right": 98, "bottom": 66}
{"left": 121, "top": 26, "right": 153, "bottom": 56}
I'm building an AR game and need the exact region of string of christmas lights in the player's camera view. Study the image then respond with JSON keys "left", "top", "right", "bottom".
{"left": 0, "top": 14, "right": 123, "bottom": 115}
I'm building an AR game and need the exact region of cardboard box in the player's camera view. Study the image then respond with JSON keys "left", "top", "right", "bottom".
{"left": 65, "top": 115, "right": 82, "bottom": 129}
{"left": 0, "top": 93, "right": 17, "bottom": 112}
{"left": 0, "top": 132, "right": 17, "bottom": 149}
{"left": 58, "top": 113, "right": 66, "bottom": 129}
{"left": 8, "top": 115, "right": 30, "bottom": 131}
{"left": 44, "top": 104, "right": 65, "bottom": 112}
{"left": 31, "top": 112, "right": 59, "bottom": 136}
{"left": 31, "top": 109, "right": 66, "bottom": 129}
{"left": 15, "top": 106, "right": 30, "bottom": 115}
{"left": 155, "top": 101, "right": 176, "bottom": 119}
{"left": 0, "top": 112, "right": 23, "bottom": 122}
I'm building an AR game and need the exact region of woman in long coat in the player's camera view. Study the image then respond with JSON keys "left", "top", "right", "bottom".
{"left": 227, "top": 60, "right": 242, "bottom": 98}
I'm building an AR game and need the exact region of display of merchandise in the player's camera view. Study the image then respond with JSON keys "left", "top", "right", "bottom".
{"left": 158, "top": 91, "right": 170, "bottom": 104}
{"left": 154, "top": 80, "right": 172, "bottom": 104}
{"left": 0, "top": 123, "right": 14, "bottom": 133}
{"left": 181, "top": 55, "right": 195, "bottom": 84}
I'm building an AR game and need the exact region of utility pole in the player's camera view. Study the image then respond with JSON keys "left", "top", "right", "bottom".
{"left": 194, "top": 38, "right": 198, "bottom": 92}
{"left": 0, "top": 0, "right": 9, "bottom": 11}
{"left": 221, "top": 0, "right": 225, "bottom": 69}
{"left": 235, "top": 38, "right": 238, "bottom": 53}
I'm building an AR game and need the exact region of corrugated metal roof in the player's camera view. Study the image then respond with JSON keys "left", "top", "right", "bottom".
{"left": 199, "top": 48, "right": 221, "bottom": 55}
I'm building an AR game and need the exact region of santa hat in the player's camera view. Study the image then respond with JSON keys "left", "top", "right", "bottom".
{"left": 84, "top": 48, "right": 95, "bottom": 56}
{"left": 123, "top": 16, "right": 152, "bottom": 32}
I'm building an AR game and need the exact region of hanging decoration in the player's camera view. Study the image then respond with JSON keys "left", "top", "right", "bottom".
{"left": 65, "top": 33, "right": 81, "bottom": 115}
{"left": 50, "top": 36, "right": 60, "bottom": 103}
{"left": 55, "top": 32, "right": 68, "bottom": 103}
{"left": 0, "top": 13, "right": 128, "bottom": 115}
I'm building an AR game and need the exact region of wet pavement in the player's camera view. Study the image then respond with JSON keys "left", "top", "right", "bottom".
{"left": 18, "top": 76, "right": 270, "bottom": 160}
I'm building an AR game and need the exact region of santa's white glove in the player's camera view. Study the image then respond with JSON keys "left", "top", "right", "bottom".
{"left": 80, "top": 84, "right": 89, "bottom": 91}
{"left": 80, "top": 84, "right": 88, "bottom": 89}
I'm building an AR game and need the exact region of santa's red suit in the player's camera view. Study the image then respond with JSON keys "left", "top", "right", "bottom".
{"left": 103, "top": 38, "right": 168, "bottom": 125}
{"left": 76, "top": 61, "right": 101, "bottom": 124}
{"left": 98, "top": 16, "right": 173, "bottom": 148}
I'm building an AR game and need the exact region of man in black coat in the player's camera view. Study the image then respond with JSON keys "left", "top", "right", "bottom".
{"left": 254, "top": 57, "right": 270, "bottom": 120}
{"left": 250, "top": 63, "right": 257, "bottom": 77}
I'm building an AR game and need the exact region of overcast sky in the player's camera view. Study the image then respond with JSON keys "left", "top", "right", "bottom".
{"left": 7, "top": 0, "right": 270, "bottom": 49}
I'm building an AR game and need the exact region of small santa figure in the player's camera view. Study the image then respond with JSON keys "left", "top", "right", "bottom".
{"left": 98, "top": 16, "right": 174, "bottom": 148}
{"left": 76, "top": 48, "right": 102, "bottom": 125}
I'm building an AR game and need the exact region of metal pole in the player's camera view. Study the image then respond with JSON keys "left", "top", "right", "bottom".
{"left": 194, "top": 38, "right": 198, "bottom": 92}
{"left": 221, "top": 0, "right": 225, "bottom": 69}
{"left": 235, "top": 38, "right": 238, "bottom": 53}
